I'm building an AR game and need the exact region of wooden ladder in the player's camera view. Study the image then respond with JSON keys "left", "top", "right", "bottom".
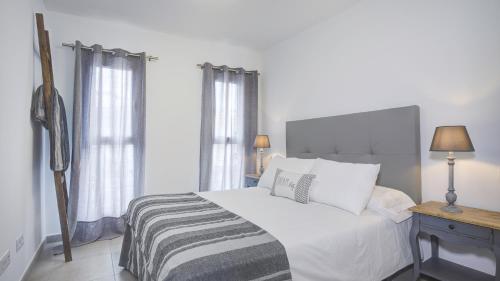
{"left": 35, "top": 13, "right": 72, "bottom": 262}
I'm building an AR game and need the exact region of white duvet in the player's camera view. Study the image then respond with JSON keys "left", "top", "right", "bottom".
{"left": 199, "top": 187, "right": 412, "bottom": 281}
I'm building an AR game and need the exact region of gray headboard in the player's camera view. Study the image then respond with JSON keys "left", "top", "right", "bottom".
{"left": 286, "top": 105, "right": 421, "bottom": 203}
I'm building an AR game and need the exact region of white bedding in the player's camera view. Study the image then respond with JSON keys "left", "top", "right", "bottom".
{"left": 199, "top": 187, "right": 413, "bottom": 281}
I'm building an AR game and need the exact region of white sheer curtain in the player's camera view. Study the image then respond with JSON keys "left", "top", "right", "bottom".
{"left": 79, "top": 64, "right": 135, "bottom": 219}
{"left": 199, "top": 63, "right": 258, "bottom": 192}
{"left": 209, "top": 77, "right": 245, "bottom": 190}
{"left": 68, "top": 41, "right": 145, "bottom": 245}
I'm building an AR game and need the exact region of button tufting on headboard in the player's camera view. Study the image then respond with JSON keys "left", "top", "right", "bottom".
{"left": 286, "top": 105, "right": 421, "bottom": 203}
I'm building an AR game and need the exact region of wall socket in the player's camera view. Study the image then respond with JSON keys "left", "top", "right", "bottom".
{"left": 0, "top": 250, "right": 10, "bottom": 277}
{"left": 16, "top": 234, "right": 24, "bottom": 253}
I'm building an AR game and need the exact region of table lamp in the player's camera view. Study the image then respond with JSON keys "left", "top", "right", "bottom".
{"left": 254, "top": 135, "right": 270, "bottom": 175}
{"left": 430, "top": 126, "right": 474, "bottom": 213}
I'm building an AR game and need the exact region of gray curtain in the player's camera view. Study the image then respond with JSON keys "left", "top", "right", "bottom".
{"left": 68, "top": 41, "right": 146, "bottom": 245}
{"left": 199, "top": 63, "right": 258, "bottom": 191}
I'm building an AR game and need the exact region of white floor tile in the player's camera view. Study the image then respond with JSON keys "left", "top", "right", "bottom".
{"left": 89, "top": 274, "right": 116, "bottom": 281}
{"left": 115, "top": 270, "right": 137, "bottom": 281}
{"left": 111, "top": 251, "right": 122, "bottom": 272}
{"left": 26, "top": 236, "right": 137, "bottom": 281}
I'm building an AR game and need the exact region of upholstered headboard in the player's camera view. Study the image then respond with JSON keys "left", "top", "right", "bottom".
{"left": 286, "top": 105, "right": 422, "bottom": 203}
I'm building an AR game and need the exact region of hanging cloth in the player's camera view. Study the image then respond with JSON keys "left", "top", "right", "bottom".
{"left": 31, "top": 85, "right": 70, "bottom": 172}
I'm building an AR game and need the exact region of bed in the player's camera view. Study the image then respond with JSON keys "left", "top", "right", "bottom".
{"left": 200, "top": 188, "right": 413, "bottom": 280}
{"left": 120, "top": 105, "right": 421, "bottom": 281}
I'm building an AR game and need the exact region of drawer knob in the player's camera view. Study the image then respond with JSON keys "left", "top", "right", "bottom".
{"left": 448, "top": 224, "right": 455, "bottom": 230}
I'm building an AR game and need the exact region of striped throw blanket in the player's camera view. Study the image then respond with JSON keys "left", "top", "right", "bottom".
{"left": 119, "top": 193, "right": 291, "bottom": 281}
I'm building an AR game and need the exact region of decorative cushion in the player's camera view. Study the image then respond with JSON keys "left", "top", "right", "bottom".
{"left": 271, "top": 169, "right": 316, "bottom": 204}
{"left": 258, "top": 155, "right": 316, "bottom": 189}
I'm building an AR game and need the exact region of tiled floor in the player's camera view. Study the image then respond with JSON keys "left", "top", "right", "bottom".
{"left": 26, "top": 236, "right": 433, "bottom": 281}
{"left": 391, "top": 269, "right": 436, "bottom": 281}
{"left": 26, "top": 236, "right": 135, "bottom": 281}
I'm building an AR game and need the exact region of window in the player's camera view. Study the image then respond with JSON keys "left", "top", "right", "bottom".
{"left": 209, "top": 80, "right": 245, "bottom": 190}
{"left": 199, "top": 65, "right": 258, "bottom": 192}
{"left": 71, "top": 46, "right": 145, "bottom": 244}
{"left": 82, "top": 66, "right": 136, "bottom": 220}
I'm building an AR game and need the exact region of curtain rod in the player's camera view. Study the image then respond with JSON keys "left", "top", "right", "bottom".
{"left": 62, "top": 42, "right": 159, "bottom": 62}
{"left": 197, "top": 64, "right": 260, "bottom": 75}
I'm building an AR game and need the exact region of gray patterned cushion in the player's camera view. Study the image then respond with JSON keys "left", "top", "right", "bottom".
{"left": 271, "top": 169, "right": 316, "bottom": 203}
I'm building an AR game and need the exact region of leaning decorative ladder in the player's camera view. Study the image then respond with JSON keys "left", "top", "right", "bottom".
{"left": 35, "top": 13, "right": 72, "bottom": 262}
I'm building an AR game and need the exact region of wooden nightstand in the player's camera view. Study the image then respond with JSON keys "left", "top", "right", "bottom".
{"left": 245, "top": 174, "right": 261, "bottom": 187}
{"left": 409, "top": 201, "right": 500, "bottom": 281}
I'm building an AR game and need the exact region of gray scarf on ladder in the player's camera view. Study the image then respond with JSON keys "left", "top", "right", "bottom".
{"left": 31, "top": 85, "right": 70, "bottom": 172}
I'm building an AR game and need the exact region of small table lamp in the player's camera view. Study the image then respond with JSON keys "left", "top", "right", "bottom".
{"left": 254, "top": 135, "right": 270, "bottom": 175}
{"left": 430, "top": 126, "right": 474, "bottom": 213}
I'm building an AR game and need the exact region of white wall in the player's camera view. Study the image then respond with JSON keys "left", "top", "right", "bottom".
{"left": 262, "top": 0, "right": 500, "bottom": 275}
{"left": 0, "top": 0, "right": 45, "bottom": 280}
{"left": 42, "top": 12, "right": 263, "bottom": 234}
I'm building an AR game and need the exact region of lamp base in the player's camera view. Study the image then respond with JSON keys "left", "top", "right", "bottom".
{"left": 258, "top": 149, "right": 265, "bottom": 176}
{"left": 440, "top": 205, "right": 463, "bottom": 213}
{"left": 441, "top": 153, "right": 462, "bottom": 213}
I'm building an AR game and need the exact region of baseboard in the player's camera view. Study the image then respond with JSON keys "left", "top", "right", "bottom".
{"left": 45, "top": 233, "right": 62, "bottom": 243}
{"left": 19, "top": 237, "right": 46, "bottom": 281}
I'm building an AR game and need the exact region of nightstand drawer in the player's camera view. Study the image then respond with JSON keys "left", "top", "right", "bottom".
{"left": 421, "top": 215, "right": 492, "bottom": 241}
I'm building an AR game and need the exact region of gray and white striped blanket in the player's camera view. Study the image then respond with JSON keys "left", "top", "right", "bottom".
{"left": 119, "top": 193, "right": 291, "bottom": 281}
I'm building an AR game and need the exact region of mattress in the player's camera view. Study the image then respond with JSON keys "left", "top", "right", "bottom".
{"left": 199, "top": 187, "right": 413, "bottom": 281}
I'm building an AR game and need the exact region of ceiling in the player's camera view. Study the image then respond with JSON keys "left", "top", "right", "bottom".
{"left": 43, "top": 0, "right": 359, "bottom": 49}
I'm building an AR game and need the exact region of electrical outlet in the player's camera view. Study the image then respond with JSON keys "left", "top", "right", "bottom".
{"left": 16, "top": 234, "right": 24, "bottom": 253}
{"left": 0, "top": 250, "right": 10, "bottom": 277}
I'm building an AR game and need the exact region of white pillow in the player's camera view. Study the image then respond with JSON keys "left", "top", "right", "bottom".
{"left": 270, "top": 169, "right": 316, "bottom": 204}
{"left": 367, "top": 185, "right": 416, "bottom": 223}
{"left": 258, "top": 156, "right": 316, "bottom": 189}
{"left": 309, "top": 158, "right": 380, "bottom": 215}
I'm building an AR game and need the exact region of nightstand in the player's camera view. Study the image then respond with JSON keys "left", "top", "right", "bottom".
{"left": 409, "top": 201, "right": 500, "bottom": 281}
{"left": 245, "top": 174, "right": 261, "bottom": 187}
